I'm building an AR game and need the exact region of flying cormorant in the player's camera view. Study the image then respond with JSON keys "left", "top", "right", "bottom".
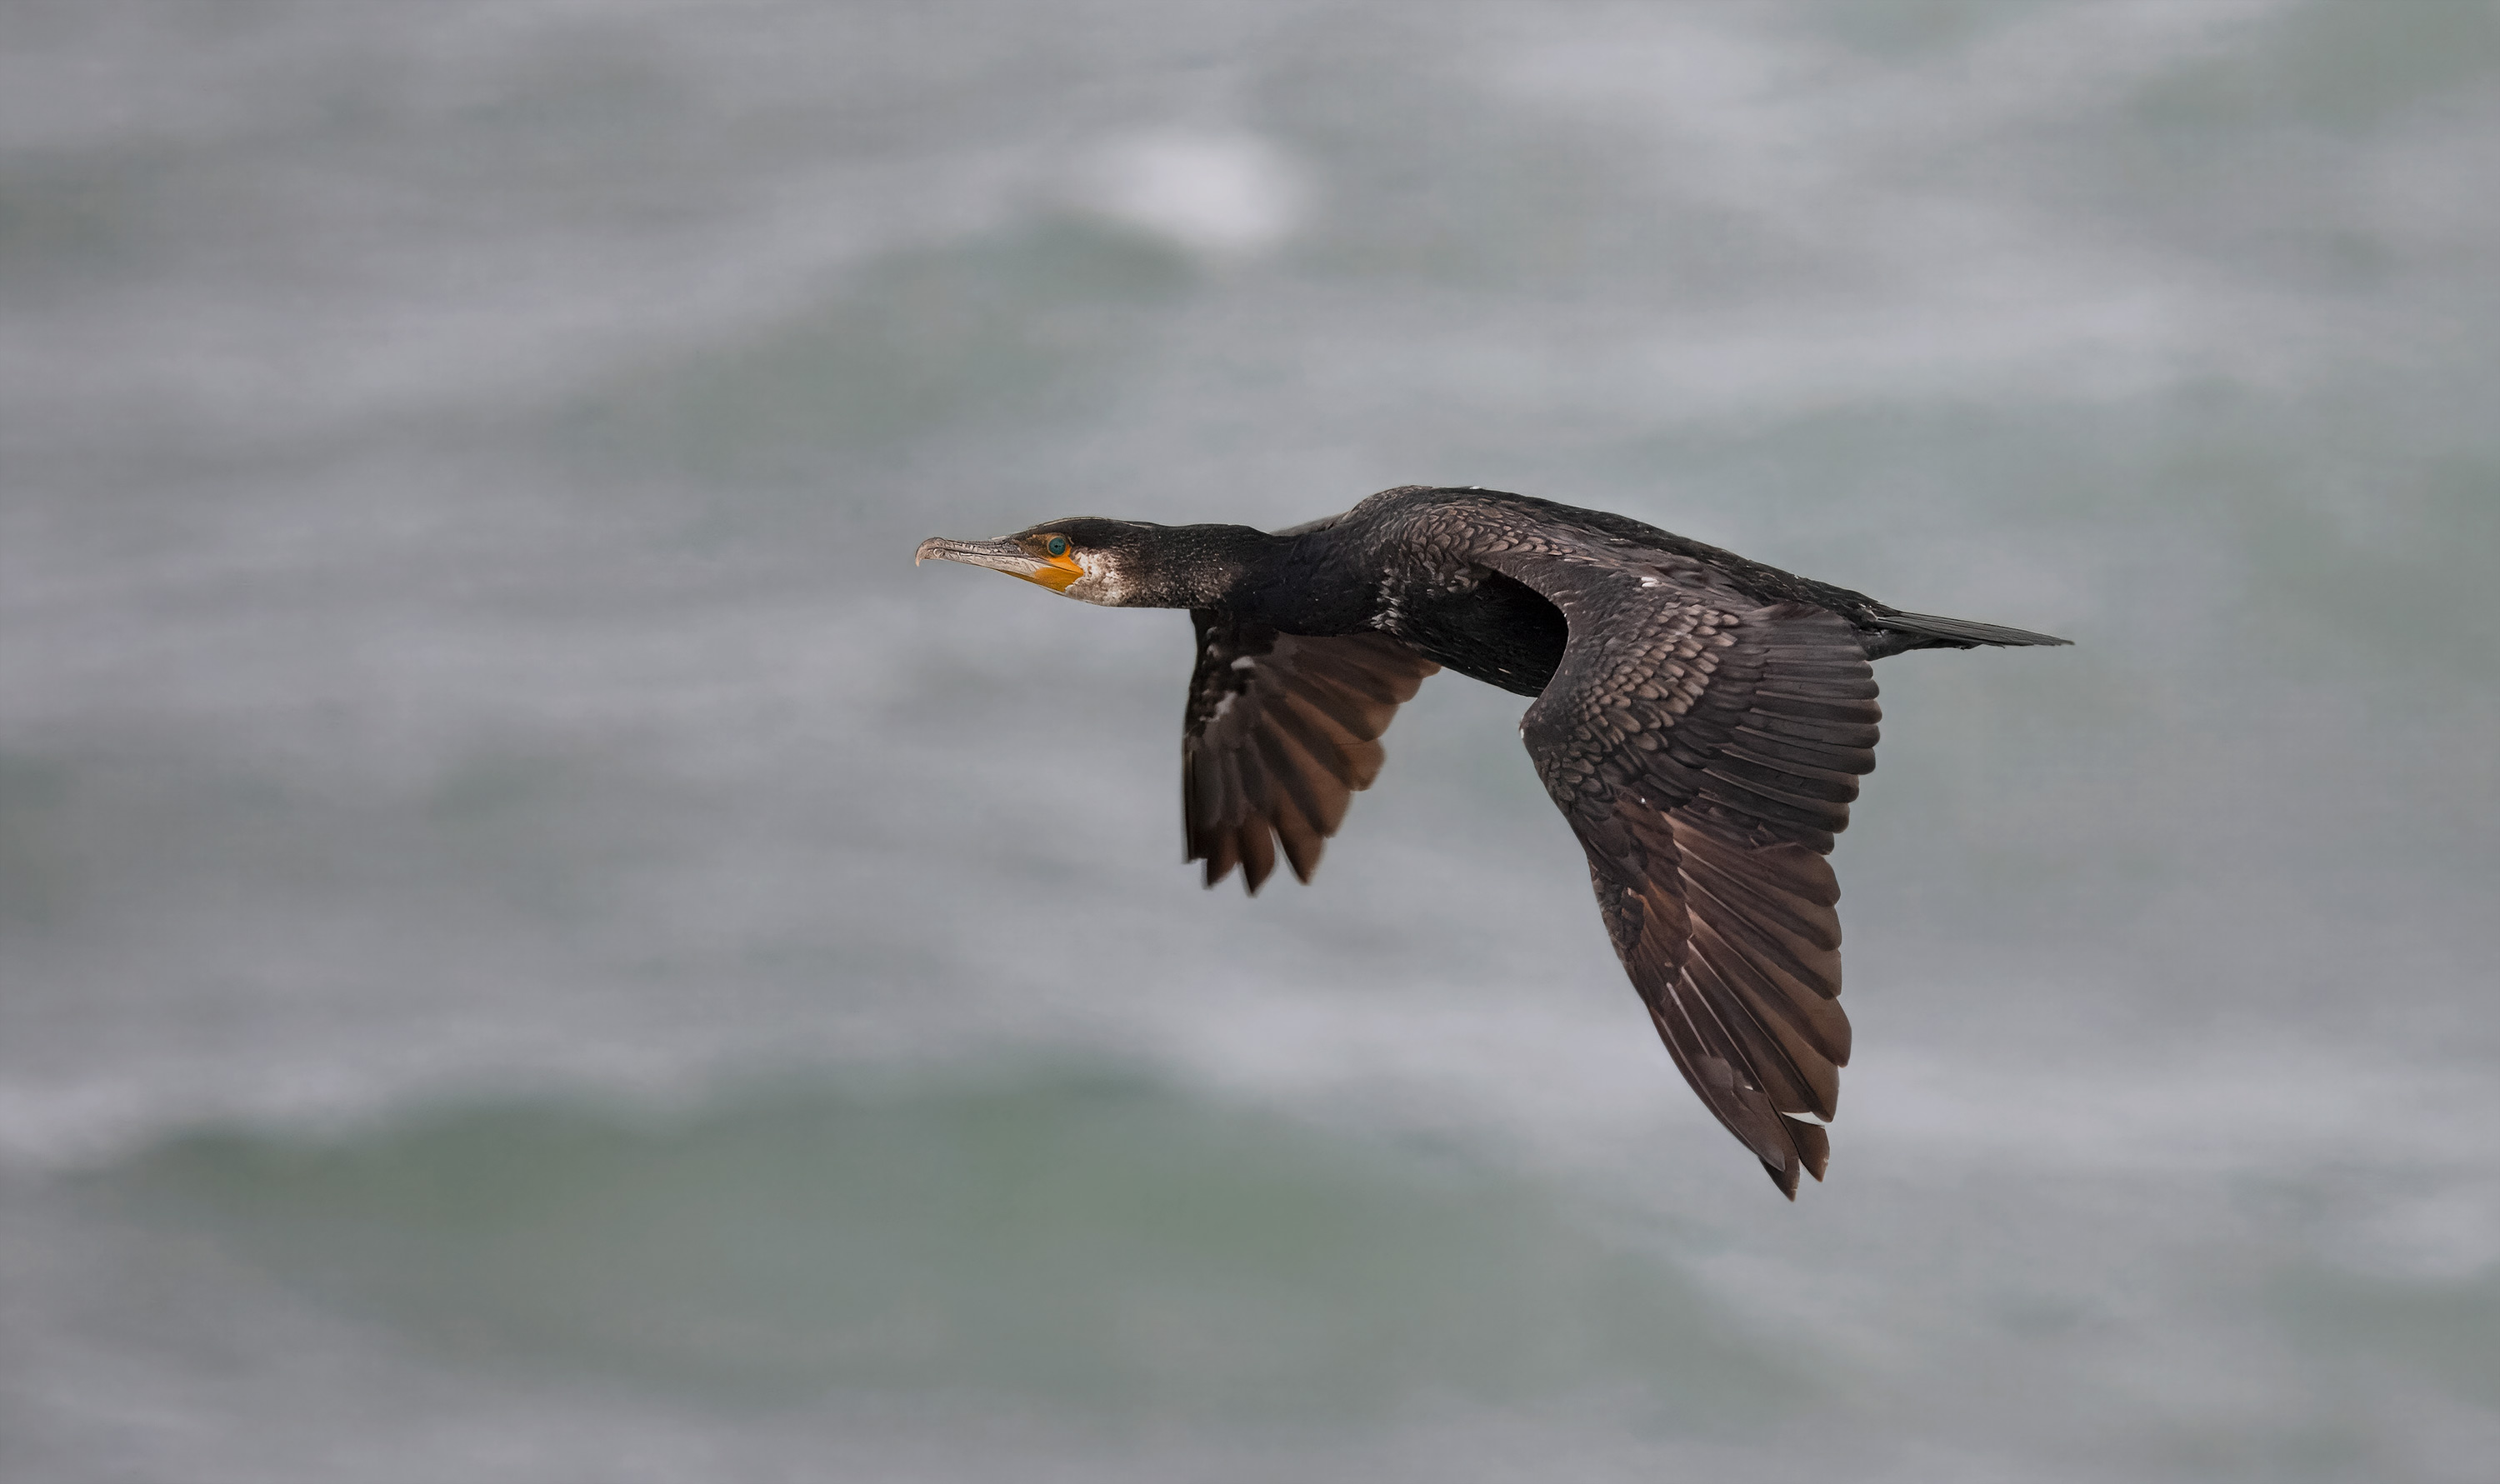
{"left": 917, "top": 485, "right": 2068, "bottom": 1196}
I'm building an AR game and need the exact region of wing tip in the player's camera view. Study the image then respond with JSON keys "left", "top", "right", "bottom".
{"left": 1238, "top": 824, "right": 1276, "bottom": 894}
{"left": 1788, "top": 1117, "right": 1831, "bottom": 1184}
{"left": 1762, "top": 1137, "right": 1830, "bottom": 1201}
{"left": 1192, "top": 832, "right": 1241, "bottom": 889}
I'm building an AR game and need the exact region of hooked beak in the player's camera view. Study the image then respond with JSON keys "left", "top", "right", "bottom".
{"left": 914, "top": 536, "right": 1082, "bottom": 592}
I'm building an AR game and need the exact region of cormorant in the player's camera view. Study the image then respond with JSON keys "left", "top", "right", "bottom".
{"left": 917, "top": 485, "right": 2068, "bottom": 1197}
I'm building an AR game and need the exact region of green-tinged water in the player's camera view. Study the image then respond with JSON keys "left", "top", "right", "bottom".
{"left": 98, "top": 1072, "right": 1788, "bottom": 1422}
{"left": 2, "top": 2, "right": 2497, "bottom": 1481}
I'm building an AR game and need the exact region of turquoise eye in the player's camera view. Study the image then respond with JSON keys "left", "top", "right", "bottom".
{"left": 1045, "top": 536, "right": 1068, "bottom": 557}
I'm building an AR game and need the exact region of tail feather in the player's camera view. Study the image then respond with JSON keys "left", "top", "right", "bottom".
{"left": 1872, "top": 610, "right": 2072, "bottom": 650}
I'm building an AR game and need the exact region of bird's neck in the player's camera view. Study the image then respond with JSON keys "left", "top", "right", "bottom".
{"left": 1102, "top": 522, "right": 1374, "bottom": 632}
{"left": 1135, "top": 523, "right": 1290, "bottom": 609}
{"left": 1162, "top": 525, "right": 1371, "bottom": 632}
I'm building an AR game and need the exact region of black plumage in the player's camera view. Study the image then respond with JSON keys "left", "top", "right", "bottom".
{"left": 917, "top": 485, "right": 2069, "bottom": 1197}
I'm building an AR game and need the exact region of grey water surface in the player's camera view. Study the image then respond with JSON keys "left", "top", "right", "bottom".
{"left": 2, "top": 2, "right": 2497, "bottom": 1481}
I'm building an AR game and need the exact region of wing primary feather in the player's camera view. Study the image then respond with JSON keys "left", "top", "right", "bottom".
{"left": 1688, "top": 917, "right": 1851, "bottom": 1060}
{"left": 1237, "top": 820, "right": 1277, "bottom": 895}
{"left": 1687, "top": 948, "right": 1840, "bottom": 1118}
{"left": 1749, "top": 693, "right": 1881, "bottom": 725}
{"left": 1682, "top": 954, "right": 1829, "bottom": 1119}
{"left": 1251, "top": 728, "right": 1337, "bottom": 858}
{"left": 1730, "top": 725, "right": 1876, "bottom": 773}
{"left": 1215, "top": 749, "right": 1252, "bottom": 848}
{"left": 1710, "top": 751, "right": 1862, "bottom": 802}
{"left": 1264, "top": 698, "right": 1363, "bottom": 810}
{"left": 1184, "top": 752, "right": 1225, "bottom": 860}
{"left": 1697, "top": 772, "right": 1852, "bottom": 833}
{"left": 1742, "top": 712, "right": 1881, "bottom": 750}
{"left": 1270, "top": 687, "right": 1364, "bottom": 752}
{"left": 1683, "top": 887, "right": 1841, "bottom": 1001}
{"left": 1252, "top": 729, "right": 1330, "bottom": 883}
{"left": 1785, "top": 1117, "right": 1831, "bottom": 1182}
{"left": 1756, "top": 676, "right": 1880, "bottom": 701}
{"left": 1680, "top": 857, "right": 1842, "bottom": 962}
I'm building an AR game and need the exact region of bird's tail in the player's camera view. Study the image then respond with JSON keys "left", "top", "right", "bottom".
{"left": 1872, "top": 611, "right": 2072, "bottom": 649}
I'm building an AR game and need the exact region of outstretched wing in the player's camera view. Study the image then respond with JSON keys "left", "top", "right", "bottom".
{"left": 1489, "top": 549, "right": 1878, "bottom": 1197}
{"left": 1183, "top": 612, "right": 1438, "bottom": 893}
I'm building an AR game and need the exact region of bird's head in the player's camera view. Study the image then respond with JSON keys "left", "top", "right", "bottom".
{"left": 916, "top": 517, "right": 1265, "bottom": 608}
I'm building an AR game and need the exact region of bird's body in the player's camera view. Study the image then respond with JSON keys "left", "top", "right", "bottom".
{"left": 918, "top": 486, "right": 2068, "bottom": 1196}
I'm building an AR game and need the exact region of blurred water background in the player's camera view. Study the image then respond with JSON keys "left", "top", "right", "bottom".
{"left": 2, "top": 2, "right": 2497, "bottom": 1480}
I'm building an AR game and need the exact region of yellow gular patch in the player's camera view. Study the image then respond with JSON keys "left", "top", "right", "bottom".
{"left": 1024, "top": 555, "right": 1083, "bottom": 592}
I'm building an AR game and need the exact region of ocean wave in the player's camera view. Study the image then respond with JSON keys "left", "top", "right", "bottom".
{"left": 77, "top": 1065, "right": 1795, "bottom": 1422}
